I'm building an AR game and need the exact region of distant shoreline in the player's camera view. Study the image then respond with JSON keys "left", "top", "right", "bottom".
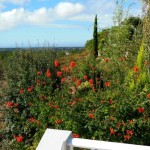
{"left": 0, "top": 47, "right": 84, "bottom": 51}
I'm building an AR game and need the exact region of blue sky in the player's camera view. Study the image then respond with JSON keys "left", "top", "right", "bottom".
{"left": 0, "top": 0, "right": 142, "bottom": 48}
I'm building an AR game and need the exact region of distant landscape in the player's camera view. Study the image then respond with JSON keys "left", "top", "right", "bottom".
{"left": 0, "top": 0, "right": 150, "bottom": 150}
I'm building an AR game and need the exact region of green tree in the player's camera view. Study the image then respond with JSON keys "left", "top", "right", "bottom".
{"left": 93, "top": 15, "right": 98, "bottom": 58}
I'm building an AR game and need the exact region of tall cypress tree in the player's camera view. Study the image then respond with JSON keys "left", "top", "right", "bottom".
{"left": 93, "top": 15, "right": 98, "bottom": 58}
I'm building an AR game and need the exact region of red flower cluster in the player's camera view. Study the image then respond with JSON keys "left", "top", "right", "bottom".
{"left": 70, "top": 61, "right": 76, "bottom": 68}
{"left": 110, "top": 127, "right": 115, "bottom": 135}
{"left": 137, "top": 107, "right": 144, "bottom": 113}
{"left": 133, "top": 66, "right": 139, "bottom": 73}
{"left": 57, "top": 71, "right": 62, "bottom": 77}
{"left": 124, "top": 135, "right": 131, "bottom": 141}
{"left": 84, "top": 75, "right": 88, "bottom": 81}
{"left": 89, "top": 79, "right": 94, "bottom": 85}
{"left": 76, "top": 79, "right": 82, "bottom": 86}
{"left": 55, "top": 119, "right": 62, "bottom": 124}
{"left": 46, "top": 69, "right": 52, "bottom": 78}
{"left": 61, "top": 77, "right": 66, "bottom": 83}
{"left": 88, "top": 113, "right": 95, "bottom": 119}
{"left": 28, "top": 86, "right": 34, "bottom": 93}
{"left": 14, "top": 135, "right": 24, "bottom": 143}
{"left": 54, "top": 60, "right": 60, "bottom": 67}
{"left": 7, "top": 101, "right": 13, "bottom": 107}
{"left": 29, "top": 117, "right": 34, "bottom": 123}
{"left": 105, "top": 81, "right": 111, "bottom": 87}
{"left": 126, "top": 130, "right": 133, "bottom": 135}
{"left": 72, "top": 133, "right": 79, "bottom": 138}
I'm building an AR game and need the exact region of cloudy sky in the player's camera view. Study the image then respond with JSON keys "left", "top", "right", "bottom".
{"left": 0, "top": 0, "right": 142, "bottom": 47}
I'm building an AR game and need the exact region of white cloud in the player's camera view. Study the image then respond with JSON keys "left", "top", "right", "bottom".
{"left": 0, "top": 1, "right": 142, "bottom": 31}
{"left": 54, "top": 2, "right": 85, "bottom": 18}
{"left": 0, "top": 0, "right": 30, "bottom": 5}
{"left": 0, "top": 8, "right": 25, "bottom": 30}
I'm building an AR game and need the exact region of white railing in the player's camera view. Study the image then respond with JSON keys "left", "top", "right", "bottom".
{"left": 36, "top": 129, "right": 150, "bottom": 150}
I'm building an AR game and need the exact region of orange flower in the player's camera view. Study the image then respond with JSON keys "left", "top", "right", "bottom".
{"left": 70, "top": 61, "right": 76, "bottom": 68}
{"left": 133, "top": 66, "right": 139, "bottom": 73}
{"left": 46, "top": 69, "right": 52, "bottom": 78}
{"left": 110, "top": 127, "right": 115, "bottom": 135}
{"left": 57, "top": 71, "right": 62, "bottom": 77}
{"left": 54, "top": 60, "right": 60, "bottom": 67}
{"left": 124, "top": 135, "right": 131, "bottom": 141}
{"left": 88, "top": 113, "right": 95, "bottom": 119}
{"left": 147, "top": 93, "right": 150, "bottom": 99}
{"left": 15, "top": 135, "right": 24, "bottom": 143}
{"left": 72, "top": 133, "right": 79, "bottom": 138}
{"left": 55, "top": 119, "right": 62, "bottom": 124}
{"left": 137, "top": 107, "right": 144, "bottom": 113}
{"left": 126, "top": 130, "right": 133, "bottom": 135}
{"left": 105, "top": 81, "right": 111, "bottom": 87}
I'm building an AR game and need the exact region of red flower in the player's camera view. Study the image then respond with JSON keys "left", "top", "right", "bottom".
{"left": 72, "top": 133, "right": 79, "bottom": 138}
{"left": 55, "top": 119, "right": 62, "bottom": 124}
{"left": 104, "top": 58, "right": 109, "bottom": 63}
{"left": 54, "top": 60, "right": 60, "bottom": 67}
{"left": 76, "top": 79, "right": 82, "bottom": 86}
{"left": 133, "top": 66, "right": 139, "bottom": 73}
{"left": 147, "top": 93, "right": 150, "bottom": 99}
{"left": 89, "top": 79, "right": 94, "bottom": 85}
{"left": 15, "top": 135, "right": 24, "bottom": 143}
{"left": 57, "top": 71, "right": 62, "bottom": 77}
{"left": 61, "top": 78, "right": 66, "bottom": 83}
{"left": 105, "top": 81, "right": 111, "bottom": 87}
{"left": 29, "top": 117, "right": 34, "bottom": 123}
{"left": 126, "top": 130, "right": 133, "bottom": 135}
{"left": 54, "top": 105, "right": 60, "bottom": 109}
{"left": 84, "top": 75, "right": 88, "bottom": 81}
{"left": 137, "top": 107, "right": 144, "bottom": 113}
{"left": 88, "top": 113, "right": 95, "bottom": 119}
{"left": 110, "top": 128, "right": 115, "bottom": 135}
{"left": 70, "top": 61, "right": 76, "bottom": 68}
{"left": 28, "top": 87, "right": 33, "bottom": 93}
{"left": 124, "top": 135, "right": 131, "bottom": 141}
{"left": 7, "top": 101, "right": 13, "bottom": 107}
{"left": 46, "top": 69, "right": 52, "bottom": 78}
{"left": 37, "top": 71, "right": 41, "bottom": 75}
{"left": 20, "top": 88, "right": 24, "bottom": 94}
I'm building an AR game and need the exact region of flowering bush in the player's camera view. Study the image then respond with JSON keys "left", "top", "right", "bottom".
{"left": 1, "top": 46, "right": 150, "bottom": 149}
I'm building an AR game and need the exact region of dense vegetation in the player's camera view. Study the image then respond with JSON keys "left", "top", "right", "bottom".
{"left": 0, "top": 1, "right": 150, "bottom": 149}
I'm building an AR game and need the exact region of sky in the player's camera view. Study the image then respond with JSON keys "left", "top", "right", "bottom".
{"left": 0, "top": 0, "right": 143, "bottom": 48}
